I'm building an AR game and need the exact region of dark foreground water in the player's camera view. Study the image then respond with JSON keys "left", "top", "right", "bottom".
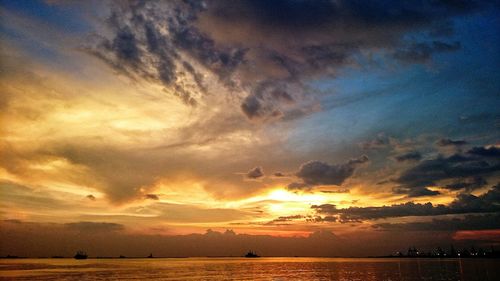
{"left": 0, "top": 258, "right": 498, "bottom": 281}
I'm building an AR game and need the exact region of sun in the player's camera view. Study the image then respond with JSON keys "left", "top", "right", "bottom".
{"left": 268, "top": 189, "right": 327, "bottom": 204}
{"left": 268, "top": 189, "right": 296, "bottom": 201}
{"left": 262, "top": 189, "right": 328, "bottom": 217}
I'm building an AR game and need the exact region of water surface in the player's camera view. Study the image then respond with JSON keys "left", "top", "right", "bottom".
{"left": 0, "top": 257, "right": 498, "bottom": 280}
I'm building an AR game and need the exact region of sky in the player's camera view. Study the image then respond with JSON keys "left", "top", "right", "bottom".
{"left": 0, "top": 0, "right": 499, "bottom": 257}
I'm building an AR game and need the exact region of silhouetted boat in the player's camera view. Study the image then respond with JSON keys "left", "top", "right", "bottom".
{"left": 245, "top": 251, "right": 260, "bottom": 258}
{"left": 147, "top": 253, "right": 154, "bottom": 258}
{"left": 74, "top": 251, "right": 87, "bottom": 260}
{"left": 119, "top": 255, "right": 126, "bottom": 258}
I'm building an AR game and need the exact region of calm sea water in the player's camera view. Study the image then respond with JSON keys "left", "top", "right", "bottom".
{"left": 0, "top": 257, "right": 498, "bottom": 280}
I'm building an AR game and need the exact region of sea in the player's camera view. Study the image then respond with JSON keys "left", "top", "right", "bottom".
{"left": 0, "top": 257, "right": 498, "bottom": 280}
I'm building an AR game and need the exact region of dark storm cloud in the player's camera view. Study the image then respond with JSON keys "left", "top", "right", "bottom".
{"left": 86, "top": 194, "right": 96, "bottom": 201}
{"left": 198, "top": 0, "right": 492, "bottom": 120}
{"left": 393, "top": 186, "right": 441, "bottom": 197}
{"left": 373, "top": 214, "right": 500, "bottom": 231}
{"left": 468, "top": 146, "right": 500, "bottom": 157}
{"left": 393, "top": 147, "right": 500, "bottom": 196}
{"left": 394, "top": 151, "right": 422, "bottom": 162}
{"left": 65, "top": 221, "right": 125, "bottom": 232}
{"left": 312, "top": 202, "right": 448, "bottom": 221}
{"left": 112, "top": 26, "right": 141, "bottom": 63}
{"left": 294, "top": 155, "right": 368, "bottom": 188}
{"left": 444, "top": 176, "right": 487, "bottom": 191}
{"left": 240, "top": 81, "right": 305, "bottom": 121}
{"left": 312, "top": 183, "right": 500, "bottom": 222}
{"left": 88, "top": 0, "right": 495, "bottom": 120}
{"left": 88, "top": 0, "right": 244, "bottom": 106}
{"left": 203, "top": 0, "right": 485, "bottom": 33}
{"left": 448, "top": 183, "right": 500, "bottom": 213}
{"left": 436, "top": 138, "right": 468, "bottom": 147}
{"left": 246, "top": 166, "right": 264, "bottom": 179}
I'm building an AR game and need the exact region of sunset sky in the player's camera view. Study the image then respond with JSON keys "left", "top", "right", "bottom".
{"left": 1, "top": 0, "right": 499, "bottom": 257}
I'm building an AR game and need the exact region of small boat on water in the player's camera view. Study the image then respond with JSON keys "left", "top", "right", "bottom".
{"left": 147, "top": 253, "right": 154, "bottom": 258}
{"left": 244, "top": 251, "right": 260, "bottom": 258}
{"left": 74, "top": 251, "right": 88, "bottom": 260}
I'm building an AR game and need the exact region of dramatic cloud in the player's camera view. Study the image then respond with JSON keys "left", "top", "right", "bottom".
{"left": 245, "top": 166, "right": 264, "bottom": 179}
{"left": 373, "top": 214, "right": 500, "bottom": 231}
{"left": 290, "top": 155, "right": 368, "bottom": 190}
{"left": 393, "top": 147, "right": 500, "bottom": 196}
{"left": 467, "top": 146, "right": 500, "bottom": 157}
{"left": 444, "top": 176, "right": 487, "bottom": 191}
{"left": 1, "top": 0, "right": 499, "bottom": 258}
{"left": 312, "top": 183, "right": 500, "bottom": 222}
{"left": 87, "top": 0, "right": 240, "bottom": 106}
{"left": 312, "top": 202, "right": 447, "bottom": 223}
{"left": 393, "top": 186, "right": 440, "bottom": 197}
{"left": 87, "top": 0, "right": 491, "bottom": 121}
{"left": 447, "top": 184, "right": 500, "bottom": 213}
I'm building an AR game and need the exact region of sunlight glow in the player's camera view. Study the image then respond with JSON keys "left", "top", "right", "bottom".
{"left": 268, "top": 189, "right": 327, "bottom": 204}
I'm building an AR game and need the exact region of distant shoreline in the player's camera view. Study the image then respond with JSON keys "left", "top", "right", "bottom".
{"left": 1, "top": 256, "right": 499, "bottom": 259}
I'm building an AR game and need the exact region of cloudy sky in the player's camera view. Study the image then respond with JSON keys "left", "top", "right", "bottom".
{"left": 0, "top": 0, "right": 499, "bottom": 257}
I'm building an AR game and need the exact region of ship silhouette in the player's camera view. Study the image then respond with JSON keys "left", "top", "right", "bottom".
{"left": 74, "top": 251, "right": 87, "bottom": 260}
{"left": 244, "top": 251, "right": 260, "bottom": 258}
